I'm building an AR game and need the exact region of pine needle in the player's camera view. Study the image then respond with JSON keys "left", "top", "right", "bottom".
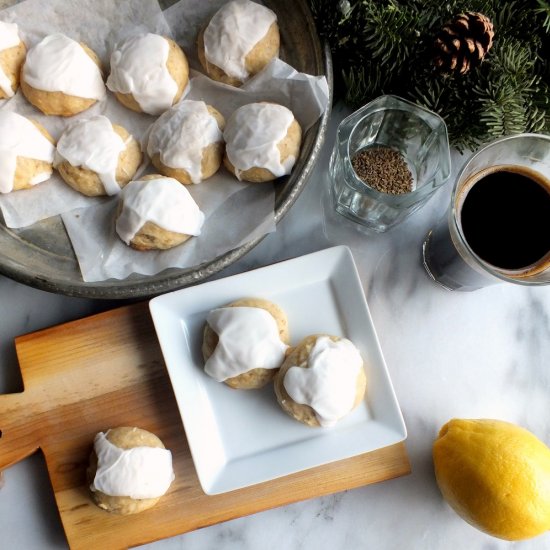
{"left": 310, "top": 0, "right": 550, "bottom": 149}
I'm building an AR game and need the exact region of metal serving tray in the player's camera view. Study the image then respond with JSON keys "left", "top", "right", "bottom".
{"left": 0, "top": 0, "right": 332, "bottom": 299}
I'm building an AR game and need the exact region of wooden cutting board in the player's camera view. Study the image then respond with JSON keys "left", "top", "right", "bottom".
{"left": 0, "top": 302, "right": 410, "bottom": 549}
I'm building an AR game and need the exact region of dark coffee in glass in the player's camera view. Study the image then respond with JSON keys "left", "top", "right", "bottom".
{"left": 460, "top": 166, "right": 550, "bottom": 272}
{"left": 422, "top": 134, "right": 550, "bottom": 291}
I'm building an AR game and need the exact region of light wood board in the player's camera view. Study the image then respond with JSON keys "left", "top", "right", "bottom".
{"left": 0, "top": 303, "right": 410, "bottom": 549}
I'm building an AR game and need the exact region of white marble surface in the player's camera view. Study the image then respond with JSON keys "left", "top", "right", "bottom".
{"left": 2, "top": 103, "right": 550, "bottom": 549}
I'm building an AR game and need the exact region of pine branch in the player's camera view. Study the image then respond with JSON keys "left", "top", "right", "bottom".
{"left": 360, "top": 2, "right": 419, "bottom": 68}
{"left": 309, "top": 0, "right": 550, "bottom": 149}
{"left": 343, "top": 64, "right": 393, "bottom": 106}
{"left": 527, "top": 81, "right": 550, "bottom": 130}
{"left": 535, "top": 0, "right": 550, "bottom": 32}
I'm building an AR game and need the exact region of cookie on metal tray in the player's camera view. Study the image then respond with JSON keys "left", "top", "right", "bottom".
{"left": 107, "top": 33, "right": 188, "bottom": 116}
{"left": 223, "top": 102, "right": 302, "bottom": 183}
{"left": 20, "top": 33, "right": 105, "bottom": 116}
{"left": 56, "top": 115, "right": 142, "bottom": 197}
{"left": 147, "top": 100, "right": 225, "bottom": 185}
{"left": 197, "top": 0, "right": 280, "bottom": 87}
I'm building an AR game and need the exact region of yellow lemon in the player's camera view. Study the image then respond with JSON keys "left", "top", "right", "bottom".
{"left": 433, "top": 418, "right": 550, "bottom": 541}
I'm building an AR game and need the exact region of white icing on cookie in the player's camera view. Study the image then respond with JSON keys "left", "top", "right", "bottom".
{"left": 28, "top": 172, "right": 52, "bottom": 185}
{"left": 204, "top": 306, "right": 288, "bottom": 382}
{"left": 116, "top": 176, "right": 204, "bottom": 244}
{"left": 283, "top": 336, "right": 363, "bottom": 427}
{"left": 224, "top": 102, "right": 295, "bottom": 180}
{"left": 55, "top": 115, "right": 127, "bottom": 196}
{"left": 0, "top": 22, "right": 22, "bottom": 98}
{"left": 0, "top": 70, "right": 13, "bottom": 99}
{"left": 204, "top": 0, "right": 277, "bottom": 81}
{"left": 0, "top": 21, "right": 20, "bottom": 51}
{"left": 107, "top": 33, "right": 179, "bottom": 115}
{"left": 0, "top": 111, "right": 55, "bottom": 194}
{"left": 147, "top": 100, "right": 223, "bottom": 184}
{"left": 90, "top": 431, "right": 174, "bottom": 499}
{"left": 22, "top": 34, "right": 105, "bottom": 100}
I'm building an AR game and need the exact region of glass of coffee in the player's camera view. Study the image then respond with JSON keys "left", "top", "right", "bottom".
{"left": 422, "top": 133, "right": 550, "bottom": 291}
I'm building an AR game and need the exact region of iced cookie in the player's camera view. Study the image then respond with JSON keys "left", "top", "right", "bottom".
{"left": 197, "top": 0, "right": 279, "bottom": 87}
{"left": 223, "top": 102, "right": 302, "bottom": 182}
{"left": 0, "top": 111, "right": 55, "bottom": 194}
{"left": 115, "top": 174, "right": 204, "bottom": 251}
{"left": 87, "top": 427, "right": 175, "bottom": 515}
{"left": 20, "top": 33, "right": 105, "bottom": 116}
{"left": 0, "top": 21, "right": 26, "bottom": 99}
{"left": 55, "top": 115, "right": 142, "bottom": 197}
{"left": 202, "top": 298, "right": 290, "bottom": 389}
{"left": 107, "top": 33, "right": 189, "bottom": 115}
{"left": 274, "top": 334, "right": 367, "bottom": 427}
{"left": 147, "top": 100, "right": 225, "bottom": 184}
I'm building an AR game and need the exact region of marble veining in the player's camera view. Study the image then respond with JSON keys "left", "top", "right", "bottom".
{"left": 1, "top": 103, "right": 550, "bottom": 549}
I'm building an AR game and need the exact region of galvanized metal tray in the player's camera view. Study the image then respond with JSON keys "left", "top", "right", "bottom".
{"left": 0, "top": 0, "right": 332, "bottom": 299}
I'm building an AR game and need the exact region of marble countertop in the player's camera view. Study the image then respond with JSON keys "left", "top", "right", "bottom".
{"left": 1, "top": 103, "right": 550, "bottom": 549}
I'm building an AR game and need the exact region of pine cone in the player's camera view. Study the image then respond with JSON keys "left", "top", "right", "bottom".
{"left": 433, "top": 12, "right": 494, "bottom": 75}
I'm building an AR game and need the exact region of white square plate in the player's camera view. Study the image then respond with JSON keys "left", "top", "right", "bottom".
{"left": 149, "top": 246, "right": 407, "bottom": 495}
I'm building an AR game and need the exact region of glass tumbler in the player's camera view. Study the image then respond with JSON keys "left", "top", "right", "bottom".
{"left": 422, "top": 133, "right": 550, "bottom": 291}
{"left": 329, "top": 95, "right": 451, "bottom": 233}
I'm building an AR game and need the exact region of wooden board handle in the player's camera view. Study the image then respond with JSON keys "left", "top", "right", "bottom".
{"left": 0, "top": 392, "right": 39, "bottom": 470}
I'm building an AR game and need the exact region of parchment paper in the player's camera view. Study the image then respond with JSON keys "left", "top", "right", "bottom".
{"left": 0, "top": 0, "right": 329, "bottom": 281}
{"left": 62, "top": 55, "right": 328, "bottom": 282}
{"left": 0, "top": 0, "right": 171, "bottom": 227}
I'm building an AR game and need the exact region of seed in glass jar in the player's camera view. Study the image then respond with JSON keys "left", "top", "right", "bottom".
{"left": 351, "top": 147, "right": 413, "bottom": 195}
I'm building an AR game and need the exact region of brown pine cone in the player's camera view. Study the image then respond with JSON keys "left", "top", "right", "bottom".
{"left": 433, "top": 12, "right": 494, "bottom": 75}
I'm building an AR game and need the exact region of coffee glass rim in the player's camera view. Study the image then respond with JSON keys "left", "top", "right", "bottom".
{"left": 450, "top": 132, "right": 550, "bottom": 286}
{"left": 339, "top": 94, "right": 451, "bottom": 207}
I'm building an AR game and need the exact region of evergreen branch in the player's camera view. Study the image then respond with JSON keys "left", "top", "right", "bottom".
{"left": 360, "top": 2, "right": 419, "bottom": 67}
{"left": 309, "top": 0, "right": 550, "bottom": 148}
{"left": 477, "top": 90, "right": 528, "bottom": 137}
{"left": 535, "top": 0, "right": 550, "bottom": 32}
{"left": 342, "top": 63, "right": 393, "bottom": 106}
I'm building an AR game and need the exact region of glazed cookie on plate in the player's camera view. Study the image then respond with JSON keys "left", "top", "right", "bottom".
{"left": 202, "top": 298, "right": 290, "bottom": 389}
{"left": 147, "top": 100, "right": 225, "bottom": 184}
{"left": 20, "top": 33, "right": 105, "bottom": 116}
{"left": 87, "top": 426, "right": 175, "bottom": 515}
{"left": 115, "top": 174, "right": 205, "bottom": 251}
{"left": 0, "top": 111, "right": 55, "bottom": 194}
{"left": 223, "top": 102, "right": 302, "bottom": 182}
{"left": 107, "top": 33, "right": 189, "bottom": 115}
{"left": 198, "top": 0, "right": 279, "bottom": 87}
{"left": 0, "top": 21, "right": 26, "bottom": 99}
{"left": 55, "top": 115, "right": 142, "bottom": 197}
{"left": 274, "top": 334, "right": 367, "bottom": 427}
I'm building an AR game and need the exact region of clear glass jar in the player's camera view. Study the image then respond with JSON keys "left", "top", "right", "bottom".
{"left": 329, "top": 95, "right": 451, "bottom": 233}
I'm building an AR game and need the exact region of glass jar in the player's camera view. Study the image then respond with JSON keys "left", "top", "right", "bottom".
{"left": 329, "top": 95, "right": 451, "bottom": 233}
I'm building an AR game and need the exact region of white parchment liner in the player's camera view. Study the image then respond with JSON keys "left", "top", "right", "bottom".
{"left": 0, "top": 0, "right": 170, "bottom": 227}
{"left": 0, "top": 0, "right": 329, "bottom": 281}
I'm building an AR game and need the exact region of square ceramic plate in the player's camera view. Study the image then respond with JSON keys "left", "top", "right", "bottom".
{"left": 149, "top": 246, "right": 406, "bottom": 495}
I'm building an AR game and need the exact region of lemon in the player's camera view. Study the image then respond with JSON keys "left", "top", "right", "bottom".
{"left": 433, "top": 418, "right": 550, "bottom": 541}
